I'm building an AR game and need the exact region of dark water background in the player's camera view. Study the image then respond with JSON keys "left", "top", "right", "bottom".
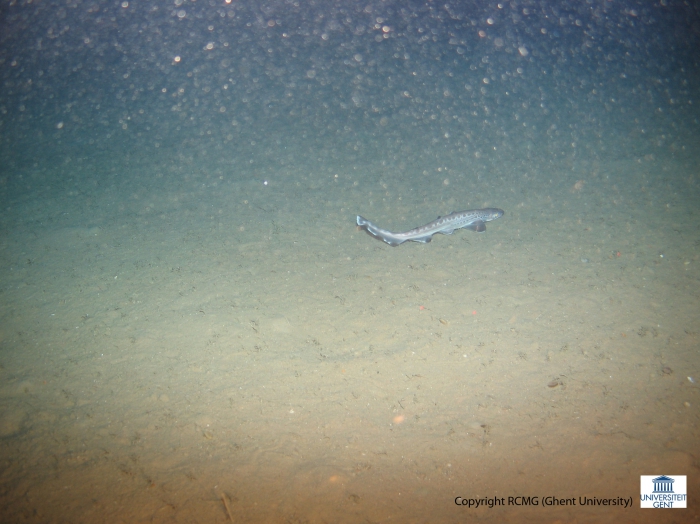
{"left": 2, "top": 0, "right": 698, "bottom": 197}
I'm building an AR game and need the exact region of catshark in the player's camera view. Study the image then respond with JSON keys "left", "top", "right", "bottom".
{"left": 356, "top": 208, "right": 504, "bottom": 246}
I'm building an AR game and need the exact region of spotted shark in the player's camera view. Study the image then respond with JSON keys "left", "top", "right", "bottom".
{"left": 356, "top": 208, "right": 504, "bottom": 246}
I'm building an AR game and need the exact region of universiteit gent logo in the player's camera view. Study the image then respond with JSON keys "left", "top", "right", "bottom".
{"left": 640, "top": 475, "right": 687, "bottom": 508}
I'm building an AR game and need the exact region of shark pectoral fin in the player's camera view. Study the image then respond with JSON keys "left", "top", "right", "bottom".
{"left": 466, "top": 220, "right": 486, "bottom": 232}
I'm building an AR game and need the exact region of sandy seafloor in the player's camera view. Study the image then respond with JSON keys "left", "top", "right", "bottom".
{"left": 0, "top": 148, "right": 698, "bottom": 523}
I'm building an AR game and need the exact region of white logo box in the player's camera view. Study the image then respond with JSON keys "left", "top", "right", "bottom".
{"left": 640, "top": 475, "right": 687, "bottom": 509}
